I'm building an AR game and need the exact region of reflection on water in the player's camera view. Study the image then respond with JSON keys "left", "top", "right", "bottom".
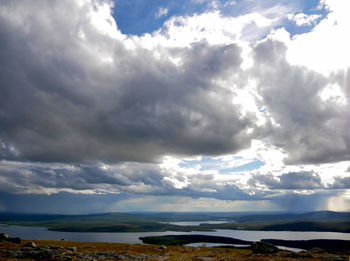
{"left": 187, "top": 243, "right": 303, "bottom": 252}
{"left": 277, "top": 246, "right": 304, "bottom": 252}
{"left": 187, "top": 243, "right": 249, "bottom": 248}
{"left": 159, "top": 220, "right": 229, "bottom": 226}
{"left": 1, "top": 224, "right": 350, "bottom": 245}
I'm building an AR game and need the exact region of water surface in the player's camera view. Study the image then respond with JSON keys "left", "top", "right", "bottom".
{"left": 1, "top": 224, "right": 350, "bottom": 245}
{"left": 160, "top": 220, "right": 229, "bottom": 226}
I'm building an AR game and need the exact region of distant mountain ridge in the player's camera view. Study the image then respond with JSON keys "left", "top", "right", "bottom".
{"left": 233, "top": 210, "right": 350, "bottom": 222}
{"left": 1, "top": 210, "right": 350, "bottom": 233}
{"left": 1, "top": 210, "right": 350, "bottom": 223}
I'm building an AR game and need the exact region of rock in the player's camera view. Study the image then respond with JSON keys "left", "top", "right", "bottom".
{"left": 159, "top": 245, "right": 166, "bottom": 250}
{"left": 24, "top": 241, "right": 36, "bottom": 248}
{"left": 138, "top": 254, "right": 158, "bottom": 260}
{"left": 0, "top": 233, "right": 21, "bottom": 243}
{"left": 192, "top": 257, "right": 215, "bottom": 261}
{"left": 37, "top": 249, "right": 59, "bottom": 259}
{"left": 118, "top": 253, "right": 137, "bottom": 260}
{"left": 67, "top": 246, "right": 77, "bottom": 253}
{"left": 8, "top": 237, "right": 21, "bottom": 244}
{"left": 0, "top": 233, "right": 9, "bottom": 241}
{"left": 51, "top": 245, "right": 63, "bottom": 250}
{"left": 251, "top": 241, "right": 279, "bottom": 254}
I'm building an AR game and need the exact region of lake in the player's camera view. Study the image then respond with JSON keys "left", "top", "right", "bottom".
{"left": 1, "top": 224, "right": 350, "bottom": 245}
{"left": 159, "top": 220, "right": 229, "bottom": 226}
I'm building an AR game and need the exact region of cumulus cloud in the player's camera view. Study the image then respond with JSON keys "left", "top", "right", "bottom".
{"left": 288, "top": 13, "right": 321, "bottom": 26}
{"left": 249, "top": 171, "right": 324, "bottom": 190}
{"left": 286, "top": 0, "right": 350, "bottom": 74}
{"left": 0, "top": 0, "right": 261, "bottom": 164}
{"left": 331, "top": 176, "right": 350, "bottom": 189}
{"left": 251, "top": 38, "right": 350, "bottom": 164}
{"left": 0, "top": 159, "right": 271, "bottom": 202}
{"left": 0, "top": 0, "right": 350, "bottom": 212}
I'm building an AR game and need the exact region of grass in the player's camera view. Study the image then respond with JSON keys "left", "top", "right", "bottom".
{"left": 1, "top": 239, "right": 347, "bottom": 261}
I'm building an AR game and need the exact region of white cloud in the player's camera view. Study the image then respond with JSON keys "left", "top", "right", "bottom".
{"left": 288, "top": 13, "right": 321, "bottom": 26}
{"left": 155, "top": 7, "right": 169, "bottom": 18}
{"left": 145, "top": 10, "right": 277, "bottom": 48}
{"left": 286, "top": 0, "right": 350, "bottom": 75}
{"left": 87, "top": 0, "right": 122, "bottom": 39}
{"left": 191, "top": 0, "right": 205, "bottom": 4}
{"left": 224, "top": 1, "right": 236, "bottom": 7}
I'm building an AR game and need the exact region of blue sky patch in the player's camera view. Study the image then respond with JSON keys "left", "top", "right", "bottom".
{"left": 112, "top": 0, "right": 327, "bottom": 37}
{"left": 112, "top": 0, "right": 208, "bottom": 35}
{"left": 219, "top": 160, "right": 265, "bottom": 173}
{"left": 179, "top": 156, "right": 264, "bottom": 173}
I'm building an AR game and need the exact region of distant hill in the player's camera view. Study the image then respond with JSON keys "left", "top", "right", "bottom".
{"left": 1, "top": 210, "right": 350, "bottom": 233}
{"left": 233, "top": 210, "right": 350, "bottom": 222}
{"left": 1, "top": 210, "right": 349, "bottom": 222}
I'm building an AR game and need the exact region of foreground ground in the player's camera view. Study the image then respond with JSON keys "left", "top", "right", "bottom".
{"left": 0, "top": 240, "right": 349, "bottom": 261}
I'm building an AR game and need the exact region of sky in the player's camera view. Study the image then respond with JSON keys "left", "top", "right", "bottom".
{"left": 0, "top": 0, "right": 350, "bottom": 214}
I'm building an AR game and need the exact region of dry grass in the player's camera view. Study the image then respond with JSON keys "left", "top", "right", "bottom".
{"left": 0, "top": 240, "right": 348, "bottom": 260}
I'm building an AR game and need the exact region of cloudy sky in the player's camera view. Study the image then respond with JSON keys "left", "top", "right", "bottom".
{"left": 0, "top": 0, "right": 350, "bottom": 214}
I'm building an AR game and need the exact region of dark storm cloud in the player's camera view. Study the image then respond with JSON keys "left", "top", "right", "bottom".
{"left": 0, "top": 191, "right": 129, "bottom": 214}
{"left": 249, "top": 171, "right": 324, "bottom": 190}
{"left": 278, "top": 171, "right": 323, "bottom": 189}
{"left": 270, "top": 191, "right": 333, "bottom": 212}
{"left": 252, "top": 39, "right": 350, "bottom": 164}
{"left": 0, "top": 0, "right": 256, "bottom": 164}
{"left": 146, "top": 175, "right": 271, "bottom": 201}
{"left": 0, "top": 161, "right": 165, "bottom": 193}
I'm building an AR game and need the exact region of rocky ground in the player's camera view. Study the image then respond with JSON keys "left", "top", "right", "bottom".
{"left": 0, "top": 236, "right": 349, "bottom": 260}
